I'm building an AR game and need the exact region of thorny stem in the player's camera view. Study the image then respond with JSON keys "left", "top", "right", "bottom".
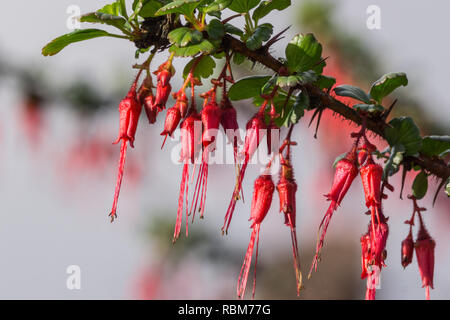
{"left": 220, "top": 34, "right": 450, "bottom": 181}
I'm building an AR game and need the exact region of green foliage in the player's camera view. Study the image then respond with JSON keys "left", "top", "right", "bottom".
{"left": 370, "top": 72, "right": 408, "bottom": 104}
{"left": 80, "top": 12, "right": 129, "bottom": 33}
{"left": 183, "top": 55, "right": 216, "bottom": 79}
{"left": 315, "top": 75, "right": 336, "bottom": 90}
{"left": 353, "top": 103, "right": 384, "bottom": 113}
{"left": 42, "top": 29, "right": 121, "bottom": 56}
{"left": 246, "top": 23, "right": 273, "bottom": 50}
{"left": 412, "top": 171, "right": 428, "bottom": 200}
{"left": 333, "top": 85, "right": 371, "bottom": 104}
{"left": 420, "top": 136, "right": 450, "bottom": 158}
{"left": 156, "top": 0, "right": 203, "bottom": 16}
{"left": 253, "top": 0, "right": 291, "bottom": 22}
{"left": 383, "top": 144, "right": 405, "bottom": 180}
{"left": 275, "top": 70, "right": 317, "bottom": 88}
{"left": 206, "top": 19, "right": 225, "bottom": 40}
{"left": 202, "top": 0, "right": 233, "bottom": 13}
{"left": 229, "top": 0, "right": 261, "bottom": 13}
{"left": 168, "top": 27, "right": 203, "bottom": 47}
{"left": 285, "top": 33, "right": 324, "bottom": 73}
{"left": 228, "top": 75, "right": 271, "bottom": 100}
{"left": 169, "top": 39, "right": 215, "bottom": 56}
{"left": 385, "top": 117, "right": 422, "bottom": 156}
{"left": 279, "top": 89, "right": 309, "bottom": 126}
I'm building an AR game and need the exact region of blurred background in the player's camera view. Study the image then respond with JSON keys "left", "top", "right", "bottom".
{"left": 0, "top": 0, "right": 449, "bottom": 299}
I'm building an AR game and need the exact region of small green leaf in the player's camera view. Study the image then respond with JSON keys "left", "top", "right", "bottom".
{"left": 420, "top": 135, "right": 450, "bottom": 157}
{"left": 333, "top": 85, "right": 371, "bottom": 104}
{"left": 139, "top": 0, "right": 163, "bottom": 17}
{"left": 42, "top": 29, "right": 117, "bottom": 56}
{"left": 117, "top": 0, "right": 129, "bottom": 18}
{"left": 228, "top": 75, "right": 272, "bottom": 100}
{"left": 169, "top": 39, "right": 215, "bottom": 56}
{"left": 229, "top": 0, "right": 260, "bottom": 13}
{"left": 80, "top": 12, "right": 127, "bottom": 32}
{"left": 224, "top": 23, "right": 244, "bottom": 36}
{"left": 370, "top": 72, "right": 408, "bottom": 103}
{"left": 246, "top": 23, "right": 273, "bottom": 50}
{"left": 99, "top": 2, "right": 121, "bottom": 15}
{"left": 233, "top": 52, "right": 246, "bottom": 64}
{"left": 275, "top": 71, "right": 317, "bottom": 88}
{"left": 412, "top": 171, "right": 428, "bottom": 200}
{"left": 315, "top": 75, "right": 336, "bottom": 90}
{"left": 168, "top": 27, "right": 203, "bottom": 47}
{"left": 206, "top": 19, "right": 225, "bottom": 40}
{"left": 285, "top": 33, "right": 324, "bottom": 73}
{"left": 202, "top": 0, "right": 233, "bottom": 13}
{"left": 281, "top": 89, "right": 309, "bottom": 126}
{"left": 353, "top": 103, "right": 385, "bottom": 113}
{"left": 385, "top": 117, "right": 422, "bottom": 156}
{"left": 183, "top": 55, "right": 216, "bottom": 79}
{"left": 383, "top": 144, "right": 405, "bottom": 180}
{"left": 156, "top": 0, "right": 202, "bottom": 16}
{"left": 253, "top": 0, "right": 291, "bottom": 22}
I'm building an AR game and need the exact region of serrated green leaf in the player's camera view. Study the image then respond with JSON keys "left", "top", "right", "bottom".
{"left": 80, "top": 12, "right": 127, "bottom": 32}
{"left": 420, "top": 135, "right": 450, "bottom": 157}
{"left": 224, "top": 23, "right": 244, "bottom": 36}
{"left": 202, "top": 0, "right": 233, "bottom": 12}
{"left": 229, "top": 0, "right": 260, "bottom": 13}
{"left": 252, "top": 0, "right": 290, "bottom": 22}
{"left": 315, "top": 75, "right": 336, "bottom": 90}
{"left": 169, "top": 39, "right": 215, "bottom": 56}
{"left": 168, "top": 27, "right": 203, "bottom": 47}
{"left": 334, "top": 85, "right": 371, "bottom": 104}
{"left": 353, "top": 103, "right": 384, "bottom": 113}
{"left": 183, "top": 55, "right": 216, "bottom": 79}
{"left": 385, "top": 117, "right": 422, "bottom": 156}
{"left": 140, "top": 0, "right": 163, "bottom": 17}
{"left": 42, "top": 29, "right": 118, "bottom": 56}
{"left": 370, "top": 72, "right": 408, "bottom": 103}
{"left": 156, "top": 0, "right": 202, "bottom": 16}
{"left": 246, "top": 23, "right": 273, "bottom": 50}
{"left": 207, "top": 19, "right": 225, "bottom": 40}
{"left": 412, "top": 171, "right": 428, "bottom": 200}
{"left": 228, "top": 75, "right": 272, "bottom": 100}
{"left": 285, "top": 33, "right": 323, "bottom": 73}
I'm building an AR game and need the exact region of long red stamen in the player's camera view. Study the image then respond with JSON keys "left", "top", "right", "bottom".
{"left": 237, "top": 223, "right": 260, "bottom": 299}
{"left": 287, "top": 214, "right": 302, "bottom": 296}
{"left": 174, "top": 163, "right": 189, "bottom": 243}
{"left": 109, "top": 140, "right": 128, "bottom": 222}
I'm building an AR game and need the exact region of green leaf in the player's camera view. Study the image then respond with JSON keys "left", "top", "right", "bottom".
{"left": 420, "top": 135, "right": 450, "bottom": 157}
{"left": 202, "top": 0, "right": 233, "bottom": 12}
{"left": 42, "top": 29, "right": 117, "bottom": 56}
{"left": 80, "top": 12, "right": 127, "bottom": 32}
{"left": 353, "top": 103, "right": 384, "bottom": 113}
{"left": 229, "top": 0, "right": 261, "bottom": 13}
{"left": 285, "top": 33, "right": 323, "bottom": 73}
{"left": 246, "top": 23, "right": 273, "bottom": 50}
{"left": 370, "top": 72, "right": 408, "bottom": 103}
{"left": 333, "top": 85, "right": 371, "bottom": 104}
{"left": 168, "top": 27, "right": 203, "bottom": 47}
{"left": 383, "top": 144, "right": 405, "bottom": 180}
{"left": 183, "top": 55, "right": 216, "bottom": 79}
{"left": 385, "top": 117, "right": 422, "bottom": 156}
{"left": 206, "top": 19, "right": 225, "bottom": 40}
{"left": 315, "top": 75, "right": 336, "bottom": 90}
{"left": 224, "top": 23, "right": 244, "bottom": 36}
{"left": 412, "top": 171, "right": 428, "bottom": 200}
{"left": 139, "top": 0, "right": 163, "bottom": 17}
{"left": 169, "top": 39, "right": 215, "bottom": 56}
{"left": 253, "top": 0, "right": 290, "bottom": 22}
{"left": 281, "top": 89, "right": 309, "bottom": 126}
{"left": 117, "top": 0, "right": 129, "bottom": 18}
{"left": 228, "top": 75, "right": 271, "bottom": 100}
{"left": 156, "top": 0, "right": 202, "bottom": 16}
{"left": 99, "top": 2, "right": 122, "bottom": 15}
{"left": 233, "top": 52, "right": 246, "bottom": 64}
{"left": 275, "top": 70, "right": 317, "bottom": 88}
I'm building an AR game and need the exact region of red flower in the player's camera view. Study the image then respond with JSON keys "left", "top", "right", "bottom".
{"left": 310, "top": 154, "right": 358, "bottom": 276}
{"left": 223, "top": 108, "right": 267, "bottom": 234}
{"left": 238, "top": 174, "right": 274, "bottom": 299}
{"left": 160, "top": 106, "right": 181, "bottom": 147}
{"left": 401, "top": 228, "right": 414, "bottom": 268}
{"left": 173, "top": 110, "right": 202, "bottom": 242}
{"left": 277, "top": 158, "right": 302, "bottom": 295}
{"left": 154, "top": 63, "right": 174, "bottom": 110}
{"left": 415, "top": 219, "right": 435, "bottom": 300}
{"left": 110, "top": 75, "right": 142, "bottom": 221}
{"left": 138, "top": 76, "right": 158, "bottom": 124}
{"left": 220, "top": 98, "right": 241, "bottom": 149}
{"left": 201, "top": 100, "right": 222, "bottom": 148}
